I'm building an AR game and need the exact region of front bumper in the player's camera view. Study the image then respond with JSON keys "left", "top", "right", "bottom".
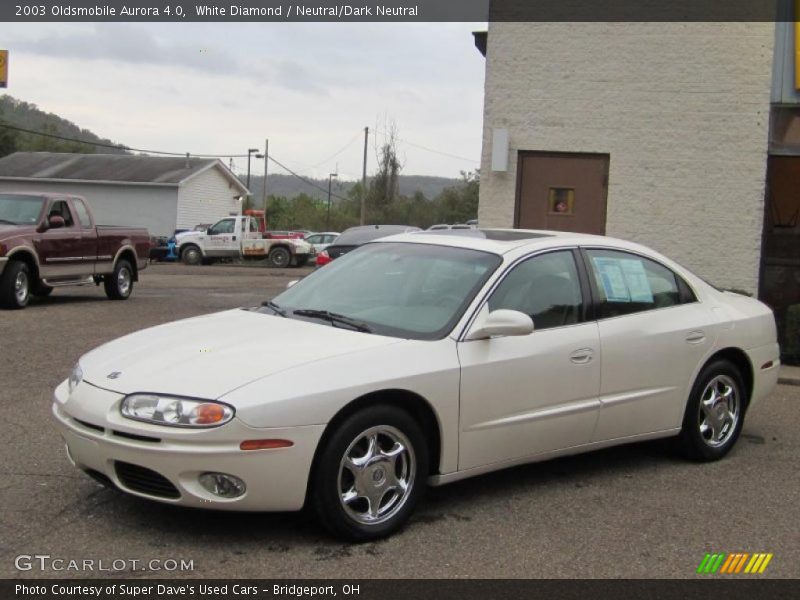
{"left": 52, "top": 380, "right": 324, "bottom": 511}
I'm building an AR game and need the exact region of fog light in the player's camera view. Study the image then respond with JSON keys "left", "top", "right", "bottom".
{"left": 198, "top": 472, "right": 246, "bottom": 498}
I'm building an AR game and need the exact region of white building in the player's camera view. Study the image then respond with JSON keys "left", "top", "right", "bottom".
{"left": 475, "top": 14, "right": 800, "bottom": 360}
{"left": 0, "top": 152, "right": 249, "bottom": 237}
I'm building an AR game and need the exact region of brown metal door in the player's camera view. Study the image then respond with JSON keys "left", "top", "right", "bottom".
{"left": 515, "top": 152, "right": 609, "bottom": 235}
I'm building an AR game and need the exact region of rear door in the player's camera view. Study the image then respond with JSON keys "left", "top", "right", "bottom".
{"left": 582, "top": 247, "right": 714, "bottom": 440}
{"left": 71, "top": 197, "right": 99, "bottom": 275}
{"left": 205, "top": 218, "right": 240, "bottom": 257}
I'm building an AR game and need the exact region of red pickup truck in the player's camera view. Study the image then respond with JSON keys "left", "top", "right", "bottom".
{"left": 0, "top": 192, "right": 150, "bottom": 309}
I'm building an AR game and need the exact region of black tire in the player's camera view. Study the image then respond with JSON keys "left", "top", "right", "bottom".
{"left": 678, "top": 359, "right": 747, "bottom": 461}
{"left": 32, "top": 283, "right": 53, "bottom": 297}
{"left": 269, "top": 246, "right": 291, "bottom": 268}
{"left": 0, "top": 260, "right": 31, "bottom": 309}
{"left": 294, "top": 255, "right": 310, "bottom": 268}
{"left": 104, "top": 259, "right": 134, "bottom": 300}
{"left": 311, "top": 405, "right": 428, "bottom": 542}
{"left": 181, "top": 245, "right": 202, "bottom": 266}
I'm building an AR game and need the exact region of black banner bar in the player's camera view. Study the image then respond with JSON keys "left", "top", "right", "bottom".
{"left": 0, "top": 0, "right": 794, "bottom": 23}
{"left": 3, "top": 579, "right": 799, "bottom": 600}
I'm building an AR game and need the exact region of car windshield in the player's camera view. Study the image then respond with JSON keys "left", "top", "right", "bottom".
{"left": 266, "top": 242, "right": 502, "bottom": 340}
{"left": 0, "top": 194, "right": 45, "bottom": 225}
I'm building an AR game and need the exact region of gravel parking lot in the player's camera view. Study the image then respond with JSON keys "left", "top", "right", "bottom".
{"left": 1, "top": 263, "right": 798, "bottom": 579}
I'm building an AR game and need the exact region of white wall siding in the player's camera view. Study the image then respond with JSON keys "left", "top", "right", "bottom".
{"left": 176, "top": 167, "right": 243, "bottom": 229}
{"left": 479, "top": 22, "right": 774, "bottom": 293}
{"left": 0, "top": 180, "right": 177, "bottom": 237}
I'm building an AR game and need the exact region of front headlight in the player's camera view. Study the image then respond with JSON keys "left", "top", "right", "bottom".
{"left": 68, "top": 363, "right": 83, "bottom": 394}
{"left": 120, "top": 394, "right": 234, "bottom": 428}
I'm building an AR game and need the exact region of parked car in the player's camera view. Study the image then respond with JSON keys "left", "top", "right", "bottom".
{"left": 315, "top": 224, "right": 421, "bottom": 266}
{"left": 0, "top": 192, "right": 150, "bottom": 309}
{"left": 305, "top": 231, "right": 340, "bottom": 253}
{"left": 53, "top": 228, "right": 779, "bottom": 541}
{"left": 175, "top": 216, "right": 312, "bottom": 268}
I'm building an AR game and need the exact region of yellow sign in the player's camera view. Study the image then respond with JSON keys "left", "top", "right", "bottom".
{"left": 0, "top": 50, "right": 7, "bottom": 88}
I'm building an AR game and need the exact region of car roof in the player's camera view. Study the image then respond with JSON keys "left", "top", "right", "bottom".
{"left": 374, "top": 228, "right": 654, "bottom": 256}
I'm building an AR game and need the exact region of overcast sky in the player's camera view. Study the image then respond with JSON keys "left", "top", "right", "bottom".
{"left": 1, "top": 23, "right": 487, "bottom": 180}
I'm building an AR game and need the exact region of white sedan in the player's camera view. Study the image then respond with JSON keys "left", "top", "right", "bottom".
{"left": 53, "top": 229, "right": 780, "bottom": 541}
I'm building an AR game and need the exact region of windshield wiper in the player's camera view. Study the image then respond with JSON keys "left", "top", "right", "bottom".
{"left": 261, "top": 300, "right": 287, "bottom": 317}
{"left": 292, "top": 309, "right": 373, "bottom": 333}
{"left": 0, "top": 219, "right": 16, "bottom": 225}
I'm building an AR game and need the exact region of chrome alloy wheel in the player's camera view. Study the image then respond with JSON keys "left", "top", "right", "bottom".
{"left": 14, "top": 270, "right": 29, "bottom": 304}
{"left": 338, "top": 425, "right": 416, "bottom": 525}
{"left": 118, "top": 267, "right": 131, "bottom": 297}
{"left": 698, "top": 374, "right": 740, "bottom": 448}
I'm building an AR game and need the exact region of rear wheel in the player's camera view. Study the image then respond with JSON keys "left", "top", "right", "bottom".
{"left": 181, "top": 245, "right": 202, "bottom": 266}
{"left": 269, "top": 246, "right": 291, "bottom": 268}
{"left": 678, "top": 359, "right": 746, "bottom": 461}
{"left": 104, "top": 259, "right": 133, "bottom": 300}
{"left": 311, "top": 405, "right": 428, "bottom": 541}
{"left": 0, "top": 261, "right": 31, "bottom": 309}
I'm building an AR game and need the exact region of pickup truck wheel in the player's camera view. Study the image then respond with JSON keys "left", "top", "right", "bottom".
{"left": 294, "top": 255, "right": 310, "bottom": 268}
{"left": 181, "top": 245, "right": 201, "bottom": 266}
{"left": 104, "top": 259, "right": 133, "bottom": 300}
{"left": 269, "top": 246, "right": 291, "bottom": 268}
{"left": 0, "top": 261, "right": 31, "bottom": 309}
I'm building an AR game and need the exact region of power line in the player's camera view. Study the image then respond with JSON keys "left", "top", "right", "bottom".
{"left": 0, "top": 120, "right": 350, "bottom": 200}
{"left": 373, "top": 127, "right": 477, "bottom": 164}
{"left": 307, "top": 133, "right": 361, "bottom": 170}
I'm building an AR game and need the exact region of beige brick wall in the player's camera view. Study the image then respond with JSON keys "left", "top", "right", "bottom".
{"left": 479, "top": 23, "right": 774, "bottom": 293}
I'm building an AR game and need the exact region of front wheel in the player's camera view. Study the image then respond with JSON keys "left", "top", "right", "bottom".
{"left": 181, "top": 245, "right": 202, "bottom": 266}
{"left": 0, "top": 261, "right": 31, "bottom": 309}
{"left": 104, "top": 259, "right": 134, "bottom": 300}
{"left": 311, "top": 405, "right": 428, "bottom": 542}
{"left": 678, "top": 359, "right": 746, "bottom": 461}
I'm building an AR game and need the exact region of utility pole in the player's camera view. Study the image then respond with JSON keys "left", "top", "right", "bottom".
{"left": 327, "top": 172, "right": 338, "bottom": 230}
{"left": 361, "top": 126, "right": 369, "bottom": 225}
{"left": 261, "top": 139, "right": 269, "bottom": 215}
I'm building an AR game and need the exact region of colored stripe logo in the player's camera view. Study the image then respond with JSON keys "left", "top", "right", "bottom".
{"left": 697, "top": 552, "right": 773, "bottom": 574}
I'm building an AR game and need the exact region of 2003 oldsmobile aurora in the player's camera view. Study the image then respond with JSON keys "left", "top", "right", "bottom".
{"left": 53, "top": 229, "right": 780, "bottom": 540}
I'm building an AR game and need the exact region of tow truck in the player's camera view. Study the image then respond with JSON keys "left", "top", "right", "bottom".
{"left": 174, "top": 212, "right": 312, "bottom": 268}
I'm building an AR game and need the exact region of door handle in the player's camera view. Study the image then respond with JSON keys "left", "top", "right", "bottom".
{"left": 685, "top": 330, "right": 706, "bottom": 344}
{"left": 570, "top": 348, "right": 594, "bottom": 364}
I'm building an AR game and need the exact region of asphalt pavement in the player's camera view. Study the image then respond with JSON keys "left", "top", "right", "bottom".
{"left": 1, "top": 263, "right": 798, "bottom": 579}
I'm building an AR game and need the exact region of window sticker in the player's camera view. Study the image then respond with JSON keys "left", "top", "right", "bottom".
{"left": 592, "top": 256, "right": 654, "bottom": 303}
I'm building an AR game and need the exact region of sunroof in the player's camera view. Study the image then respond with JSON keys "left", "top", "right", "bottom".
{"left": 418, "top": 229, "right": 554, "bottom": 241}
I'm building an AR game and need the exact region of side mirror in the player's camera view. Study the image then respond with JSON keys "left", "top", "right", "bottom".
{"left": 47, "top": 215, "right": 66, "bottom": 230}
{"left": 286, "top": 279, "right": 299, "bottom": 289}
{"left": 465, "top": 308, "right": 534, "bottom": 340}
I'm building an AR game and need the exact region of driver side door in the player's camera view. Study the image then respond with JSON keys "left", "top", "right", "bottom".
{"left": 457, "top": 249, "right": 601, "bottom": 471}
{"left": 205, "top": 218, "right": 240, "bottom": 257}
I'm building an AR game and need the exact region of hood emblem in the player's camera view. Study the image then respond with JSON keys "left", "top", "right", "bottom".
{"left": 106, "top": 371, "right": 122, "bottom": 379}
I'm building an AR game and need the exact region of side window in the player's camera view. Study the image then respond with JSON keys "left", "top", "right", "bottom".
{"left": 47, "top": 200, "right": 75, "bottom": 227}
{"left": 488, "top": 250, "right": 583, "bottom": 330}
{"left": 208, "top": 219, "right": 234, "bottom": 235}
{"left": 72, "top": 199, "right": 92, "bottom": 228}
{"left": 249, "top": 219, "right": 258, "bottom": 233}
{"left": 586, "top": 249, "right": 689, "bottom": 318}
{"left": 307, "top": 235, "right": 321, "bottom": 244}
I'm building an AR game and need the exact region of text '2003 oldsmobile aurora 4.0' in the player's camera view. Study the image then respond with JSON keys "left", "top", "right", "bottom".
{"left": 53, "top": 229, "right": 780, "bottom": 540}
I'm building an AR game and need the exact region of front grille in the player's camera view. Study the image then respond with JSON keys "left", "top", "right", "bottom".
{"left": 114, "top": 461, "right": 180, "bottom": 499}
{"left": 74, "top": 418, "right": 104, "bottom": 434}
{"left": 112, "top": 430, "right": 161, "bottom": 443}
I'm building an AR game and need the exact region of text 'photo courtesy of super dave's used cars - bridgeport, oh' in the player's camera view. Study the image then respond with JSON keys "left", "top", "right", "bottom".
{"left": 52, "top": 228, "right": 780, "bottom": 541}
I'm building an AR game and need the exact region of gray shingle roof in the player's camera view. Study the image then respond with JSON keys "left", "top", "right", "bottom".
{"left": 0, "top": 152, "right": 245, "bottom": 189}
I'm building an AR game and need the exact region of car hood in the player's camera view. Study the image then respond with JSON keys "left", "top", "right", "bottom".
{"left": 80, "top": 309, "right": 403, "bottom": 399}
{"left": 175, "top": 230, "right": 202, "bottom": 242}
{"left": 0, "top": 224, "right": 36, "bottom": 240}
